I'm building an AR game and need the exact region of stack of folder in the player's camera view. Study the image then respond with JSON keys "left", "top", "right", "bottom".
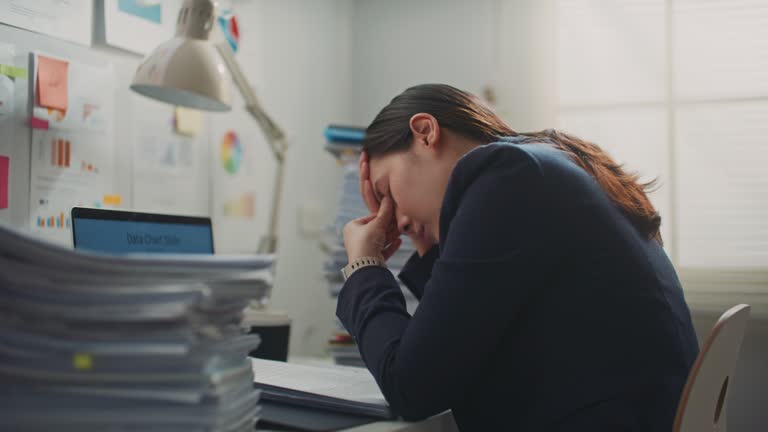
{"left": 322, "top": 126, "right": 419, "bottom": 368}
{"left": 0, "top": 225, "right": 274, "bottom": 431}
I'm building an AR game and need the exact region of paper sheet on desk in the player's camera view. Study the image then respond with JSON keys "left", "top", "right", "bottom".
{"left": 251, "top": 358, "right": 388, "bottom": 406}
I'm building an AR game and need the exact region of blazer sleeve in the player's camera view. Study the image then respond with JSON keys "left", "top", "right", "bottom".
{"left": 397, "top": 245, "right": 439, "bottom": 301}
{"left": 336, "top": 154, "right": 553, "bottom": 421}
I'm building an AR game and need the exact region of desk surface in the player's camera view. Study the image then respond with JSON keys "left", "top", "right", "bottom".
{"left": 340, "top": 411, "right": 458, "bottom": 432}
{"left": 257, "top": 410, "right": 457, "bottom": 432}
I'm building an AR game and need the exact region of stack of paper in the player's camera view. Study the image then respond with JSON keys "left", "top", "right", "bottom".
{"left": 0, "top": 225, "right": 274, "bottom": 431}
{"left": 323, "top": 129, "right": 419, "bottom": 367}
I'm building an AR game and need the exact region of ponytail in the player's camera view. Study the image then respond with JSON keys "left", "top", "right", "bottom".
{"left": 523, "top": 129, "right": 662, "bottom": 244}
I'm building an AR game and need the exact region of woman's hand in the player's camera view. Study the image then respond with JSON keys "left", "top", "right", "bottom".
{"left": 358, "top": 151, "right": 435, "bottom": 257}
{"left": 343, "top": 196, "right": 402, "bottom": 263}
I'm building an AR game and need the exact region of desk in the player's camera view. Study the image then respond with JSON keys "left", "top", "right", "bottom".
{"left": 339, "top": 411, "right": 458, "bottom": 432}
{"left": 257, "top": 410, "right": 458, "bottom": 432}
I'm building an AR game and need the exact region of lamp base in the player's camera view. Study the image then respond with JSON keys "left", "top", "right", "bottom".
{"left": 243, "top": 309, "right": 291, "bottom": 362}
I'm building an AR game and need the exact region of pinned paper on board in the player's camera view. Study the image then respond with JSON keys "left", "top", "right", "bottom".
{"left": 174, "top": 106, "right": 202, "bottom": 136}
{"left": 36, "top": 55, "right": 69, "bottom": 111}
{"left": 30, "top": 55, "right": 116, "bottom": 245}
{"left": 132, "top": 97, "right": 207, "bottom": 216}
{"left": 104, "top": 0, "right": 180, "bottom": 55}
{"left": 118, "top": 0, "right": 162, "bottom": 24}
{"left": 0, "top": 155, "right": 9, "bottom": 210}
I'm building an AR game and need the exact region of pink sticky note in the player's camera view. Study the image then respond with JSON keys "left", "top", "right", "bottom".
{"left": 29, "top": 116, "right": 49, "bottom": 130}
{"left": 37, "top": 55, "right": 68, "bottom": 111}
{"left": 0, "top": 155, "right": 9, "bottom": 210}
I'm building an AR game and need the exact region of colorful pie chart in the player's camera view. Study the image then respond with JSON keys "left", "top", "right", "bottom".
{"left": 218, "top": 9, "right": 240, "bottom": 53}
{"left": 220, "top": 131, "right": 242, "bottom": 175}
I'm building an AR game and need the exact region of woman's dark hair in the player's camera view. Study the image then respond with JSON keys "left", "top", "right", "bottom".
{"left": 363, "top": 83, "right": 662, "bottom": 244}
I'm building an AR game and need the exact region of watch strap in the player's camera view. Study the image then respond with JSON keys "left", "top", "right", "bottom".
{"left": 341, "top": 256, "right": 385, "bottom": 281}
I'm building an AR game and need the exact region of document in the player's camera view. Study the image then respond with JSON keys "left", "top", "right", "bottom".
{"left": 0, "top": 0, "right": 92, "bottom": 46}
{"left": 36, "top": 55, "right": 68, "bottom": 111}
{"left": 132, "top": 96, "right": 209, "bottom": 216}
{"left": 29, "top": 53, "right": 117, "bottom": 245}
{"left": 251, "top": 358, "right": 393, "bottom": 419}
{"left": 103, "top": 0, "right": 181, "bottom": 54}
{"left": 210, "top": 108, "right": 274, "bottom": 252}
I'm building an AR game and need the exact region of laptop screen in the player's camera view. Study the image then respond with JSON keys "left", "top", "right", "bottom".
{"left": 71, "top": 207, "right": 214, "bottom": 254}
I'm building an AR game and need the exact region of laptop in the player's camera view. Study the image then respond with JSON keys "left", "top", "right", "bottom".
{"left": 71, "top": 207, "right": 214, "bottom": 254}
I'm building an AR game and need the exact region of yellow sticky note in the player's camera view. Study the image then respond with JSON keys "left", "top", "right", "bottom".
{"left": 103, "top": 194, "right": 122, "bottom": 206}
{"left": 0, "top": 64, "right": 26, "bottom": 79}
{"left": 175, "top": 106, "right": 202, "bottom": 136}
{"left": 73, "top": 353, "right": 93, "bottom": 370}
{"left": 37, "top": 55, "right": 68, "bottom": 111}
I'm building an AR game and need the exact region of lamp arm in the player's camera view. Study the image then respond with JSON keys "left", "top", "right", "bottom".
{"left": 215, "top": 43, "right": 287, "bottom": 162}
{"left": 215, "top": 42, "right": 287, "bottom": 254}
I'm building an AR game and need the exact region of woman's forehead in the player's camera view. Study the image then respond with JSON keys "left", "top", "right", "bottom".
{"left": 368, "top": 155, "right": 390, "bottom": 179}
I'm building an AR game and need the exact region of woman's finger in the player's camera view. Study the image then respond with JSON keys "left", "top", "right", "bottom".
{"left": 359, "top": 161, "right": 380, "bottom": 213}
{"left": 363, "top": 179, "right": 380, "bottom": 213}
{"left": 382, "top": 238, "right": 402, "bottom": 260}
{"left": 375, "top": 196, "right": 395, "bottom": 226}
{"left": 385, "top": 221, "right": 400, "bottom": 245}
{"left": 351, "top": 213, "right": 377, "bottom": 225}
{"left": 358, "top": 156, "right": 368, "bottom": 206}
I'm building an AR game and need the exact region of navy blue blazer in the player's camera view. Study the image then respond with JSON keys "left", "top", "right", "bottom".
{"left": 336, "top": 137, "right": 699, "bottom": 431}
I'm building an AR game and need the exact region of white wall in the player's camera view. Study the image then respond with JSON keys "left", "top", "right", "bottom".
{"left": 233, "top": 0, "right": 354, "bottom": 357}
{"left": 350, "top": 0, "right": 500, "bottom": 125}
{"left": 495, "top": 0, "right": 557, "bottom": 131}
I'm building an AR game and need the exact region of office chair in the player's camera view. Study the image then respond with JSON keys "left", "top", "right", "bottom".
{"left": 673, "top": 304, "right": 751, "bottom": 432}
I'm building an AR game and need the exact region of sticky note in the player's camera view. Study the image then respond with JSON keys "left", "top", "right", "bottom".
{"left": 0, "top": 64, "right": 26, "bottom": 79}
{"left": 37, "top": 55, "right": 68, "bottom": 111}
{"left": 175, "top": 106, "right": 202, "bottom": 136}
{"left": 0, "top": 156, "right": 8, "bottom": 210}
{"left": 29, "top": 116, "right": 49, "bottom": 130}
{"left": 73, "top": 353, "right": 93, "bottom": 370}
{"left": 103, "top": 194, "right": 122, "bottom": 206}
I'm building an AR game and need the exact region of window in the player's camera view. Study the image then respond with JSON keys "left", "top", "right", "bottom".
{"left": 554, "top": 0, "right": 768, "bottom": 296}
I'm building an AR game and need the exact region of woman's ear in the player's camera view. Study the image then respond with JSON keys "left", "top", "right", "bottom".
{"left": 409, "top": 113, "right": 441, "bottom": 151}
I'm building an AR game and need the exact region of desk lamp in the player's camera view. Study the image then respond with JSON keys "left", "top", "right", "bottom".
{"left": 131, "top": 0, "right": 286, "bottom": 255}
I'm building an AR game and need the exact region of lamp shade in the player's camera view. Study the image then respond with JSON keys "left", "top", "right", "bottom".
{"left": 131, "top": 36, "right": 231, "bottom": 111}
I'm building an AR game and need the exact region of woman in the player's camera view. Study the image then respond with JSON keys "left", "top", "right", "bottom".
{"left": 337, "top": 84, "right": 698, "bottom": 431}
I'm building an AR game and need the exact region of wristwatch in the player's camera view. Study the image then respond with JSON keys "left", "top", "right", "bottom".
{"left": 341, "top": 256, "right": 386, "bottom": 281}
